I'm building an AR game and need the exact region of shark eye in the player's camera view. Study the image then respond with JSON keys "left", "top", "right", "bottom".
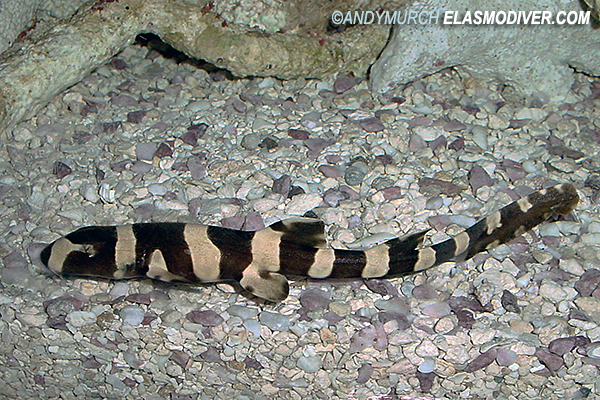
{"left": 82, "top": 244, "right": 97, "bottom": 257}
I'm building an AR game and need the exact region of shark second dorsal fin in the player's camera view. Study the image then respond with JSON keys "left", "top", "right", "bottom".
{"left": 268, "top": 217, "right": 328, "bottom": 248}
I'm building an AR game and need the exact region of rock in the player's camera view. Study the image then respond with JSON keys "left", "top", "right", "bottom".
{"left": 469, "top": 165, "right": 493, "bottom": 193}
{"left": 418, "top": 358, "right": 436, "bottom": 374}
{"left": 44, "top": 295, "right": 84, "bottom": 318}
{"left": 359, "top": 117, "right": 385, "bottom": 132}
{"left": 125, "top": 293, "right": 153, "bottom": 305}
{"left": 334, "top": 76, "right": 359, "bottom": 93}
{"left": 286, "top": 193, "right": 322, "bottom": 215}
{"left": 187, "top": 156, "right": 206, "bottom": 180}
{"left": 252, "top": 117, "right": 274, "bottom": 131}
{"left": 371, "top": 177, "right": 395, "bottom": 191}
{"left": 259, "top": 137, "right": 278, "bottom": 150}
{"left": 496, "top": 349, "right": 517, "bottom": 366}
{"left": 463, "top": 348, "right": 497, "bottom": 372}
{"left": 318, "top": 165, "right": 344, "bottom": 178}
{"left": 429, "top": 135, "right": 447, "bottom": 152}
{"left": 409, "top": 135, "right": 427, "bottom": 151}
{"left": 241, "top": 134, "right": 262, "bottom": 150}
{"left": 259, "top": 311, "right": 290, "bottom": 331}
{"left": 370, "top": 0, "right": 600, "bottom": 101}
{"left": 169, "top": 350, "right": 190, "bottom": 368}
{"left": 120, "top": 305, "right": 145, "bottom": 326}
{"left": 303, "top": 138, "right": 331, "bottom": 154}
{"left": 416, "top": 371, "right": 435, "bottom": 393}
{"left": 111, "top": 93, "right": 137, "bottom": 106}
{"left": 272, "top": 174, "right": 291, "bottom": 195}
{"left": 127, "top": 110, "right": 146, "bottom": 123}
{"left": 136, "top": 142, "right": 158, "bottom": 161}
{"left": 231, "top": 98, "right": 247, "bottom": 113}
{"left": 345, "top": 158, "right": 369, "bottom": 186}
{"left": 186, "top": 310, "right": 224, "bottom": 327}
{"left": 243, "top": 212, "right": 265, "bottom": 231}
{"left": 364, "top": 279, "right": 399, "bottom": 297}
{"left": 227, "top": 305, "right": 259, "bottom": 320}
{"left": 421, "top": 302, "right": 451, "bottom": 318}
{"left": 449, "top": 137, "right": 465, "bottom": 151}
{"left": 297, "top": 355, "right": 322, "bottom": 373}
{"left": 419, "top": 177, "right": 463, "bottom": 197}
{"left": 323, "top": 188, "right": 348, "bottom": 207}
{"left": 288, "top": 128, "right": 309, "bottom": 140}
{"left": 181, "top": 123, "right": 208, "bottom": 146}
{"left": 299, "top": 288, "right": 331, "bottom": 311}
{"left": 380, "top": 186, "right": 403, "bottom": 201}
{"left": 548, "top": 336, "right": 590, "bottom": 356}
{"left": 501, "top": 290, "right": 520, "bottom": 313}
{"left": 356, "top": 364, "right": 373, "bottom": 384}
{"left": 574, "top": 269, "right": 600, "bottom": 297}
{"left": 66, "top": 311, "right": 97, "bottom": 328}
{"left": 349, "top": 324, "right": 387, "bottom": 353}
{"left": 412, "top": 284, "right": 438, "bottom": 300}
{"left": 52, "top": 161, "right": 72, "bottom": 179}
{"left": 535, "top": 348, "right": 564, "bottom": 373}
{"left": 443, "top": 120, "right": 466, "bottom": 132}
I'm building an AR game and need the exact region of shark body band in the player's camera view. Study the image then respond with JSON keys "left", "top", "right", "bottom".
{"left": 40, "top": 183, "right": 579, "bottom": 302}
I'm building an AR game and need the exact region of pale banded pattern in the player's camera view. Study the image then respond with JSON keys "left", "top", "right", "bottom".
{"left": 308, "top": 249, "right": 336, "bottom": 278}
{"left": 147, "top": 249, "right": 184, "bottom": 282}
{"left": 184, "top": 224, "right": 220, "bottom": 281}
{"left": 40, "top": 183, "right": 579, "bottom": 302}
{"left": 362, "top": 246, "right": 390, "bottom": 278}
{"left": 114, "top": 225, "right": 136, "bottom": 278}
{"left": 46, "top": 237, "right": 85, "bottom": 275}
{"left": 249, "top": 228, "right": 283, "bottom": 272}
{"left": 414, "top": 247, "right": 437, "bottom": 271}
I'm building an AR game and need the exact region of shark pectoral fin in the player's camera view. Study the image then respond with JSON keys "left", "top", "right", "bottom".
{"left": 239, "top": 269, "right": 289, "bottom": 303}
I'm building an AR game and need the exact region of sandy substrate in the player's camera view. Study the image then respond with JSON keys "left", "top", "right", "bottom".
{"left": 1, "top": 40, "right": 599, "bottom": 399}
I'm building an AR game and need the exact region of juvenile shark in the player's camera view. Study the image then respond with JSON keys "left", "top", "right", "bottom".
{"left": 40, "top": 183, "right": 579, "bottom": 302}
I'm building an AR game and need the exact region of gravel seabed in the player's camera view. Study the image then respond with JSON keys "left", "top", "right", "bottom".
{"left": 1, "top": 41, "right": 600, "bottom": 400}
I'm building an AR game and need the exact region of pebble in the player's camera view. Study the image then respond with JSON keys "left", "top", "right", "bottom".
{"left": 495, "top": 348, "right": 517, "bottom": 366}
{"left": 535, "top": 348, "right": 564, "bottom": 373}
{"left": 345, "top": 158, "right": 369, "bottom": 186}
{"left": 444, "top": 120, "right": 466, "bottom": 132}
{"left": 286, "top": 193, "right": 322, "bottom": 215}
{"left": 297, "top": 355, "right": 322, "bottom": 373}
{"left": 356, "top": 364, "right": 374, "bottom": 384}
{"left": 548, "top": 336, "right": 590, "bottom": 356}
{"left": 187, "top": 100, "right": 211, "bottom": 112}
{"left": 334, "top": 76, "right": 359, "bottom": 93}
{"left": 52, "top": 161, "right": 72, "bottom": 179}
{"left": 66, "top": 311, "right": 97, "bottom": 328}
{"left": 288, "top": 128, "right": 309, "bottom": 140}
{"left": 241, "top": 134, "right": 261, "bottom": 149}
{"left": 421, "top": 302, "right": 451, "bottom": 318}
{"left": 110, "top": 282, "right": 130, "bottom": 298}
{"left": 147, "top": 183, "right": 167, "bottom": 196}
{"left": 120, "top": 306, "right": 145, "bottom": 326}
{"left": 463, "top": 348, "right": 497, "bottom": 372}
{"left": 259, "top": 311, "right": 290, "bottom": 331}
{"left": 469, "top": 165, "right": 493, "bottom": 193}
{"left": 318, "top": 165, "right": 344, "bottom": 178}
{"left": 359, "top": 117, "right": 385, "bottom": 132}
{"left": 186, "top": 310, "right": 224, "bottom": 327}
{"left": 136, "top": 143, "right": 158, "bottom": 161}
{"left": 252, "top": 117, "right": 274, "bottom": 131}
{"left": 272, "top": 174, "right": 291, "bottom": 195}
{"left": 418, "top": 358, "right": 436, "bottom": 373}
